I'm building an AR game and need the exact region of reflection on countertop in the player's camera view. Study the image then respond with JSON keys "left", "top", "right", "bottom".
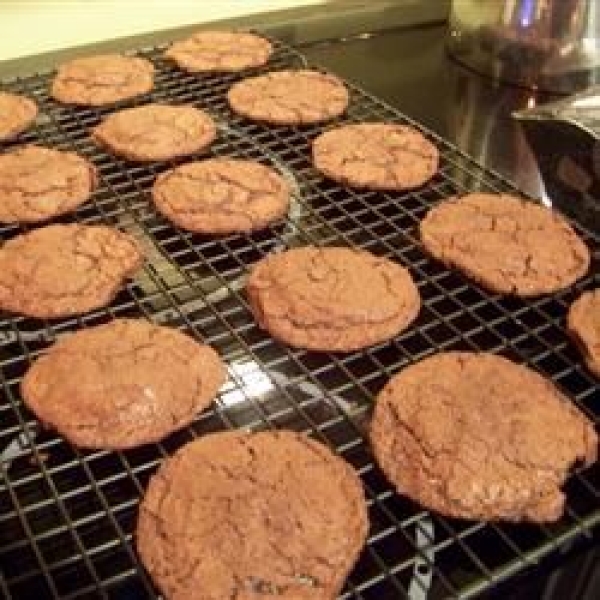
{"left": 300, "top": 24, "right": 556, "bottom": 200}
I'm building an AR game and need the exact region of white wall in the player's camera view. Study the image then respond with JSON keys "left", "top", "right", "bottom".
{"left": 0, "top": 0, "right": 328, "bottom": 61}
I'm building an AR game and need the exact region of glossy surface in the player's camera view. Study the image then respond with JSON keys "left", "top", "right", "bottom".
{"left": 448, "top": 0, "right": 600, "bottom": 93}
{"left": 301, "top": 25, "right": 553, "bottom": 200}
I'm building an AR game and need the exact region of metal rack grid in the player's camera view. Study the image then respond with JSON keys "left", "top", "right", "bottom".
{"left": 0, "top": 37, "right": 598, "bottom": 600}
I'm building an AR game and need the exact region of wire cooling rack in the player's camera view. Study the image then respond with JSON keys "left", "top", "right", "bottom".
{"left": 0, "top": 37, "right": 598, "bottom": 600}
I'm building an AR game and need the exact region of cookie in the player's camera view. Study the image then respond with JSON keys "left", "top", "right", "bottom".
{"left": 370, "top": 352, "right": 598, "bottom": 522}
{"left": 0, "top": 145, "right": 97, "bottom": 224}
{"left": 152, "top": 158, "right": 290, "bottom": 234}
{"left": 0, "top": 224, "right": 143, "bottom": 318}
{"left": 420, "top": 193, "right": 590, "bottom": 296}
{"left": 22, "top": 319, "right": 225, "bottom": 449}
{"left": 0, "top": 92, "right": 37, "bottom": 140}
{"left": 137, "top": 430, "right": 368, "bottom": 600}
{"left": 227, "top": 70, "right": 348, "bottom": 126}
{"left": 567, "top": 289, "right": 600, "bottom": 377}
{"left": 166, "top": 30, "right": 272, "bottom": 73}
{"left": 247, "top": 246, "right": 420, "bottom": 352}
{"left": 313, "top": 123, "right": 438, "bottom": 190}
{"left": 51, "top": 54, "right": 154, "bottom": 106}
{"left": 92, "top": 103, "right": 216, "bottom": 162}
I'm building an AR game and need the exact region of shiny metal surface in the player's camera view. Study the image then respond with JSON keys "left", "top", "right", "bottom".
{"left": 515, "top": 85, "right": 600, "bottom": 139}
{"left": 303, "top": 24, "right": 600, "bottom": 230}
{"left": 515, "top": 88, "right": 600, "bottom": 232}
{"left": 301, "top": 25, "right": 551, "bottom": 199}
{"left": 448, "top": 0, "right": 600, "bottom": 93}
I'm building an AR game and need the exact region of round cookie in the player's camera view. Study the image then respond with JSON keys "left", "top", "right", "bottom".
{"left": 166, "top": 30, "right": 272, "bottom": 73}
{"left": 419, "top": 193, "right": 590, "bottom": 296}
{"left": 313, "top": 123, "right": 438, "bottom": 190}
{"left": 22, "top": 319, "right": 226, "bottom": 449}
{"left": 152, "top": 158, "right": 291, "bottom": 234}
{"left": 227, "top": 70, "right": 348, "bottom": 126}
{"left": 0, "top": 224, "right": 143, "bottom": 318}
{"left": 246, "top": 246, "right": 420, "bottom": 352}
{"left": 0, "top": 145, "right": 97, "bottom": 224}
{"left": 567, "top": 289, "right": 600, "bottom": 377}
{"left": 51, "top": 54, "right": 154, "bottom": 106}
{"left": 92, "top": 103, "right": 216, "bottom": 162}
{"left": 370, "top": 352, "right": 598, "bottom": 522}
{"left": 0, "top": 92, "right": 37, "bottom": 141}
{"left": 137, "top": 430, "right": 368, "bottom": 600}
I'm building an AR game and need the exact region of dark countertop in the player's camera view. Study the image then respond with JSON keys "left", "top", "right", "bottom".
{"left": 300, "top": 23, "right": 551, "bottom": 200}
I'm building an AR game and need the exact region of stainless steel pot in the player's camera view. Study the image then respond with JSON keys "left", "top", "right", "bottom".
{"left": 447, "top": 0, "right": 600, "bottom": 93}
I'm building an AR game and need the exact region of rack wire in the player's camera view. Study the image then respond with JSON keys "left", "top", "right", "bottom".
{"left": 0, "top": 37, "right": 598, "bottom": 600}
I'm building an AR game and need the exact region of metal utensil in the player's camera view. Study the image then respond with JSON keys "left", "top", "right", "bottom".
{"left": 515, "top": 87, "right": 600, "bottom": 232}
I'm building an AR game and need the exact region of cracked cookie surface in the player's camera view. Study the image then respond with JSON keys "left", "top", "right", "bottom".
{"left": 51, "top": 54, "right": 154, "bottom": 106}
{"left": 247, "top": 246, "right": 420, "bottom": 352}
{"left": 370, "top": 352, "right": 598, "bottom": 522}
{"left": 227, "top": 70, "right": 348, "bottom": 126}
{"left": 136, "top": 430, "right": 368, "bottom": 600}
{"left": 313, "top": 123, "right": 438, "bottom": 190}
{"left": 0, "top": 92, "right": 37, "bottom": 140}
{"left": 0, "top": 224, "right": 143, "bottom": 318}
{"left": 22, "top": 319, "right": 226, "bottom": 449}
{"left": 92, "top": 103, "right": 216, "bottom": 162}
{"left": 153, "top": 158, "right": 290, "bottom": 234}
{"left": 420, "top": 193, "right": 590, "bottom": 296}
{"left": 0, "top": 145, "right": 97, "bottom": 223}
{"left": 166, "top": 30, "right": 272, "bottom": 73}
{"left": 567, "top": 289, "right": 600, "bottom": 377}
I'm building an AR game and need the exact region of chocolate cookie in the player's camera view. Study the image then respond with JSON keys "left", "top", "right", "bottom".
{"left": 92, "top": 103, "right": 216, "bottom": 162}
{"left": 370, "top": 352, "right": 598, "bottom": 522}
{"left": 51, "top": 54, "right": 154, "bottom": 106}
{"left": 313, "top": 123, "right": 438, "bottom": 190}
{"left": 152, "top": 158, "right": 291, "bottom": 234}
{"left": 420, "top": 193, "right": 590, "bottom": 296}
{"left": 0, "top": 224, "right": 143, "bottom": 318}
{"left": 0, "top": 145, "right": 97, "bottom": 224}
{"left": 137, "top": 430, "right": 368, "bottom": 599}
{"left": 247, "top": 246, "right": 420, "bottom": 352}
{"left": 0, "top": 92, "right": 37, "bottom": 141}
{"left": 166, "top": 30, "right": 272, "bottom": 73}
{"left": 22, "top": 319, "right": 226, "bottom": 449}
{"left": 567, "top": 289, "right": 600, "bottom": 377}
{"left": 227, "top": 70, "right": 349, "bottom": 126}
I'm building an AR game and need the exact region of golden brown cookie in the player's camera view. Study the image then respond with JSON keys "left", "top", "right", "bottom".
{"left": 246, "top": 246, "right": 420, "bottom": 352}
{"left": 51, "top": 54, "right": 154, "bottom": 106}
{"left": 137, "top": 430, "right": 368, "bottom": 600}
{"left": 166, "top": 30, "right": 272, "bottom": 73}
{"left": 0, "top": 92, "right": 37, "bottom": 140}
{"left": 0, "top": 224, "right": 143, "bottom": 318}
{"left": 92, "top": 103, "right": 216, "bottom": 162}
{"left": 0, "top": 145, "right": 97, "bottom": 224}
{"left": 420, "top": 193, "right": 590, "bottom": 296}
{"left": 313, "top": 123, "right": 438, "bottom": 190}
{"left": 152, "top": 158, "right": 290, "bottom": 234}
{"left": 567, "top": 289, "right": 600, "bottom": 377}
{"left": 228, "top": 70, "right": 348, "bottom": 126}
{"left": 22, "top": 319, "right": 226, "bottom": 449}
{"left": 370, "top": 352, "right": 598, "bottom": 522}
